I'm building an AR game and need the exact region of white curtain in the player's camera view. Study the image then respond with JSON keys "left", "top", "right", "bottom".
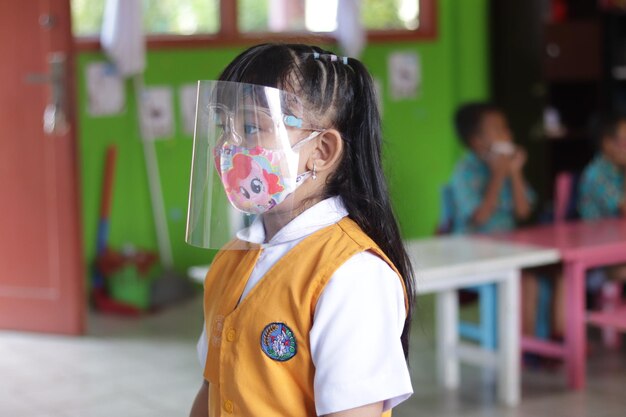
{"left": 335, "top": 0, "right": 366, "bottom": 58}
{"left": 100, "top": 0, "right": 146, "bottom": 77}
{"left": 100, "top": 0, "right": 174, "bottom": 268}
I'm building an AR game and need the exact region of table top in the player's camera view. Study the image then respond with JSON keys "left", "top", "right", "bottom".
{"left": 405, "top": 236, "right": 559, "bottom": 291}
{"left": 188, "top": 265, "right": 209, "bottom": 284}
{"left": 489, "top": 219, "right": 626, "bottom": 264}
{"left": 188, "top": 235, "right": 560, "bottom": 293}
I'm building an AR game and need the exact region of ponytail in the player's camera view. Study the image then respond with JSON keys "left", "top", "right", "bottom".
{"left": 323, "top": 56, "right": 416, "bottom": 359}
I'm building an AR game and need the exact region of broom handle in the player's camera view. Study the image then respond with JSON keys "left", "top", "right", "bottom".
{"left": 133, "top": 75, "right": 174, "bottom": 269}
{"left": 100, "top": 145, "right": 117, "bottom": 219}
{"left": 96, "top": 145, "right": 117, "bottom": 254}
{"left": 93, "top": 144, "right": 118, "bottom": 290}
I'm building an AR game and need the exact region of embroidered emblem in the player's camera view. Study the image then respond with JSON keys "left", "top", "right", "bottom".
{"left": 260, "top": 322, "right": 297, "bottom": 361}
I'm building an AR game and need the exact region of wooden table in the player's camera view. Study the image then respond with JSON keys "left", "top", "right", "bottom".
{"left": 405, "top": 236, "right": 559, "bottom": 406}
{"left": 490, "top": 219, "right": 626, "bottom": 390}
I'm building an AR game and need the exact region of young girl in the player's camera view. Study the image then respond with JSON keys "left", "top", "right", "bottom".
{"left": 187, "top": 43, "right": 415, "bottom": 417}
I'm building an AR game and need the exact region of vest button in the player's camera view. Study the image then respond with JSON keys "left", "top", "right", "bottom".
{"left": 224, "top": 399, "right": 234, "bottom": 413}
{"left": 226, "top": 328, "right": 236, "bottom": 342}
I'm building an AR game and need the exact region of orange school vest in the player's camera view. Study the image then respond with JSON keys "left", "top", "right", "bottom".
{"left": 203, "top": 217, "right": 408, "bottom": 417}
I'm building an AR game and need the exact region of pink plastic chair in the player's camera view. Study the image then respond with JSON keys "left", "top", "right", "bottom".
{"left": 554, "top": 172, "right": 624, "bottom": 349}
{"left": 598, "top": 281, "right": 625, "bottom": 348}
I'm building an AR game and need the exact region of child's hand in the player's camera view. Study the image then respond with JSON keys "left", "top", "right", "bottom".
{"left": 487, "top": 153, "right": 511, "bottom": 178}
{"left": 510, "top": 147, "right": 527, "bottom": 174}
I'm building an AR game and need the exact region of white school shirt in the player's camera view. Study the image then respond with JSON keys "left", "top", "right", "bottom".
{"left": 197, "top": 196, "right": 413, "bottom": 415}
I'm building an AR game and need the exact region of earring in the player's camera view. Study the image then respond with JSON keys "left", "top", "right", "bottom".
{"left": 312, "top": 161, "right": 317, "bottom": 180}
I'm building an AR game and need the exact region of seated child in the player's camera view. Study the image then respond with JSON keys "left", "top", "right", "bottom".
{"left": 448, "top": 102, "right": 540, "bottom": 336}
{"left": 579, "top": 113, "right": 626, "bottom": 221}
{"left": 450, "top": 102, "right": 535, "bottom": 234}
{"left": 578, "top": 113, "right": 626, "bottom": 291}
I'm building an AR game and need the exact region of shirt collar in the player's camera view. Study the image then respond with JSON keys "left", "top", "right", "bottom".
{"left": 465, "top": 151, "right": 481, "bottom": 163}
{"left": 464, "top": 151, "right": 488, "bottom": 169}
{"left": 236, "top": 196, "right": 349, "bottom": 246}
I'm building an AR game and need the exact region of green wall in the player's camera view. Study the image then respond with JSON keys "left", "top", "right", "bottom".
{"left": 76, "top": 0, "right": 489, "bottom": 276}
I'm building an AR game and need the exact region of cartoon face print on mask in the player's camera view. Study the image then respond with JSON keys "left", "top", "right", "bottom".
{"left": 217, "top": 144, "right": 296, "bottom": 214}
{"left": 215, "top": 128, "right": 320, "bottom": 215}
{"left": 221, "top": 147, "right": 285, "bottom": 213}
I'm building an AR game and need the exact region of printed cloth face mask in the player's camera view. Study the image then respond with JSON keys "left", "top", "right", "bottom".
{"left": 215, "top": 128, "right": 321, "bottom": 215}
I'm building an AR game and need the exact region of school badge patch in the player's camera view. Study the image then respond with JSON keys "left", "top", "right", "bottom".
{"left": 260, "top": 322, "right": 297, "bottom": 361}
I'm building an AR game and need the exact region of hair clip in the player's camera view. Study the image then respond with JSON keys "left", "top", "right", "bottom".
{"left": 283, "top": 114, "right": 303, "bottom": 128}
{"left": 310, "top": 52, "right": 349, "bottom": 65}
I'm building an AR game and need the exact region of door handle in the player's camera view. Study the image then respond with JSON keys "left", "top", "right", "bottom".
{"left": 24, "top": 52, "right": 69, "bottom": 136}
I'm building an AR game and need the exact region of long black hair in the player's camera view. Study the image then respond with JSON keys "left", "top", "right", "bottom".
{"left": 219, "top": 43, "right": 416, "bottom": 358}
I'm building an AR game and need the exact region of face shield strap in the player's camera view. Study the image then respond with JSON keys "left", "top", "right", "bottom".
{"left": 285, "top": 130, "right": 323, "bottom": 189}
{"left": 295, "top": 170, "right": 312, "bottom": 185}
{"left": 292, "top": 130, "right": 322, "bottom": 150}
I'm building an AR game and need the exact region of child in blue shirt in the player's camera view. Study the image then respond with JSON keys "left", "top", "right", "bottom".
{"left": 450, "top": 102, "right": 535, "bottom": 234}
{"left": 579, "top": 113, "right": 626, "bottom": 220}
{"left": 448, "top": 102, "right": 542, "bottom": 336}
{"left": 579, "top": 113, "right": 626, "bottom": 290}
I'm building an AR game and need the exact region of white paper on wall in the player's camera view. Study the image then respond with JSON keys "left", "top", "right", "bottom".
{"left": 388, "top": 52, "right": 421, "bottom": 100}
{"left": 86, "top": 62, "right": 126, "bottom": 116}
{"left": 179, "top": 84, "right": 198, "bottom": 136}
{"left": 139, "top": 86, "right": 175, "bottom": 140}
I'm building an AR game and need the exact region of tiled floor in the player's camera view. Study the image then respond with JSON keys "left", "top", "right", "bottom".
{"left": 1, "top": 295, "right": 625, "bottom": 417}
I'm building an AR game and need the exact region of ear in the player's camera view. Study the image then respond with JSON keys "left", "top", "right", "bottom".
{"left": 307, "top": 129, "right": 343, "bottom": 173}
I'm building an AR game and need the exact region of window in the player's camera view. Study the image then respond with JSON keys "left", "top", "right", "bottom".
{"left": 71, "top": 0, "right": 105, "bottom": 36}
{"left": 71, "top": 0, "right": 219, "bottom": 36}
{"left": 238, "top": 0, "right": 420, "bottom": 33}
{"left": 73, "top": 0, "right": 436, "bottom": 49}
{"left": 363, "top": 0, "right": 420, "bottom": 30}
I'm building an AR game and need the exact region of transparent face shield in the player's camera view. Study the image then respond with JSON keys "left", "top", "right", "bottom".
{"left": 185, "top": 81, "right": 320, "bottom": 249}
